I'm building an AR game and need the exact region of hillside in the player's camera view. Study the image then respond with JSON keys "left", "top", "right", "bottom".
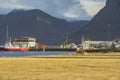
{"left": 71, "top": 0, "right": 120, "bottom": 43}
{"left": 0, "top": 9, "right": 88, "bottom": 45}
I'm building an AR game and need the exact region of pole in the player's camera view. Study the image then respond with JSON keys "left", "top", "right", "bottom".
{"left": 6, "top": 26, "right": 9, "bottom": 43}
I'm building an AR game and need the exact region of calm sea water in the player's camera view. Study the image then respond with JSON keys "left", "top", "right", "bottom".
{"left": 0, "top": 51, "right": 75, "bottom": 57}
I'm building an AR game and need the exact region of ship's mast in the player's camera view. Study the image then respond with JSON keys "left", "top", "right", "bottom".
{"left": 63, "top": 33, "right": 68, "bottom": 48}
{"left": 6, "top": 26, "right": 9, "bottom": 43}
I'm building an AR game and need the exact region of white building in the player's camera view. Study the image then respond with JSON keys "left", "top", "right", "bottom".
{"left": 113, "top": 38, "right": 120, "bottom": 48}
{"left": 67, "top": 43, "right": 77, "bottom": 49}
{"left": 12, "top": 37, "right": 36, "bottom": 48}
{"left": 82, "top": 40, "right": 114, "bottom": 50}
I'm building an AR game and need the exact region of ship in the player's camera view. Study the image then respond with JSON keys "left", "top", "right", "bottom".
{"left": 0, "top": 26, "right": 28, "bottom": 52}
{"left": 0, "top": 41, "right": 28, "bottom": 51}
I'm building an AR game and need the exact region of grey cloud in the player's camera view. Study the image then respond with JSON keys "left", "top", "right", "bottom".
{"left": 0, "top": 0, "right": 105, "bottom": 20}
{"left": 28, "top": 0, "right": 90, "bottom": 20}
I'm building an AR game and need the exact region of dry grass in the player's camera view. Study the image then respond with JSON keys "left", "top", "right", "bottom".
{"left": 0, "top": 53, "right": 120, "bottom": 80}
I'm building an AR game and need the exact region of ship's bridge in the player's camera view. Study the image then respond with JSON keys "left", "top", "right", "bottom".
{"left": 12, "top": 37, "right": 36, "bottom": 48}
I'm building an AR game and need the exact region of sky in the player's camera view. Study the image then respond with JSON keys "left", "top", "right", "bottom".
{"left": 0, "top": 0, "right": 106, "bottom": 21}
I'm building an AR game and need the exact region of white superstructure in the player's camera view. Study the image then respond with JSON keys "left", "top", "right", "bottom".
{"left": 13, "top": 37, "right": 36, "bottom": 48}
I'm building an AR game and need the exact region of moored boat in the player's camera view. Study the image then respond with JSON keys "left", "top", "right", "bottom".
{"left": 0, "top": 41, "right": 28, "bottom": 52}
{"left": 0, "top": 26, "right": 28, "bottom": 52}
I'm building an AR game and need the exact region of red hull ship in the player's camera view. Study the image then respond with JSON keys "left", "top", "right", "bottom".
{"left": 0, "top": 47, "right": 28, "bottom": 52}
{"left": 0, "top": 26, "right": 29, "bottom": 52}
{"left": 0, "top": 41, "right": 28, "bottom": 52}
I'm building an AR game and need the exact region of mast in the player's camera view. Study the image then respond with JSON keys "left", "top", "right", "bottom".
{"left": 63, "top": 33, "right": 68, "bottom": 48}
{"left": 6, "top": 26, "right": 9, "bottom": 43}
{"left": 65, "top": 33, "right": 68, "bottom": 44}
{"left": 81, "top": 34, "right": 86, "bottom": 44}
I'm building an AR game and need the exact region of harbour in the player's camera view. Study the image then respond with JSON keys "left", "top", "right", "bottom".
{"left": 0, "top": 0, "right": 120, "bottom": 80}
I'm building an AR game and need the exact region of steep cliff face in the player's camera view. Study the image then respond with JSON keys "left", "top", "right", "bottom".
{"left": 106, "top": 0, "right": 120, "bottom": 7}
{"left": 0, "top": 9, "right": 88, "bottom": 45}
{"left": 71, "top": 0, "right": 120, "bottom": 43}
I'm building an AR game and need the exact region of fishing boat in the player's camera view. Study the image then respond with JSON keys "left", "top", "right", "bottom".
{"left": 0, "top": 41, "right": 28, "bottom": 51}
{"left": 0, "top": 26, "right": 28, "bottom": 52}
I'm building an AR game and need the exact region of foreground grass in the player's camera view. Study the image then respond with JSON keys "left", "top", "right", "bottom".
{"left": 0, "top": 53, "right": 120, "bottom": 80}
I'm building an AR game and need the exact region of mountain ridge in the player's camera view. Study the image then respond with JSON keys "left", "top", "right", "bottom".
{"left": 0, "top": 9, "right": 88, "bottom": 45}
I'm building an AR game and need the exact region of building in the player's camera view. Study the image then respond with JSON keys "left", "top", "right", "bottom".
{"left": 82, "top": 40, "right": 114, "bottom": 50}
{"left": 12, "top": 37, "right": 36, "bottom": 48}
{"left": 67, "top": 43, "right": 77, "bottom": 49}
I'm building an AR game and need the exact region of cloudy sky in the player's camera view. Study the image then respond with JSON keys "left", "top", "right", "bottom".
{"left": 0, "top": 0, "right": 106, "bottom": 21}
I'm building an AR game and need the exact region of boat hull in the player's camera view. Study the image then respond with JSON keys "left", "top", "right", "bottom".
{"left": 0, "top": 47, "right": 28, "bottom": 52}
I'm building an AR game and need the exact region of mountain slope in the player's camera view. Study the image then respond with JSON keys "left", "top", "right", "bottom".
{"left": 0, "top": 9, "right": 88, "bottom": 45}
{"left": 71, "top": 0, "right": 120, "bottom": 43}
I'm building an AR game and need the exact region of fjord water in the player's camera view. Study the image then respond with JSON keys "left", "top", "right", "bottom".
{"left": 0, "top": 51, "right": 75, "bottom": 57}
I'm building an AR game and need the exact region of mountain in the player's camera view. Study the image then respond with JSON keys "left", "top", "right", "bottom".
{"left": 0, "top": 9, "right": 88, "bottom": 45}
{"left": 71, "top": 0, "right": 120, "bottom": 43}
